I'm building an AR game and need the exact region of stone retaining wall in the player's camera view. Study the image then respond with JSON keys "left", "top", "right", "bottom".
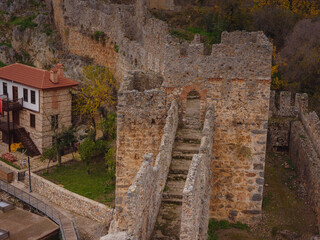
{"left": 110, "top": 100, "right": 178, "bottom": 238}
{"left": 267, "top": 91, "right": 308, "bottom": 151}
{"left": 289, "top": 121, "right": 320, "bottom": 229}
{"left": 0, "top": 160, "right": 23, "bottom": 182}
{"left": 300, "top": 111, "right": 320, "bottom": 158}
{"left": 24, "top": 172, "right": 113, "bottom": 224}
{"left": 180, "top": 103, "right": 214, "bottom": 240}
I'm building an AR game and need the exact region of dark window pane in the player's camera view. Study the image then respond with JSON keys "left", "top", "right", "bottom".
{"left": 23, "top": 88, "right": 28, "bottom": 102}
{"left": 30, "top": 114, "right": 35, "bottom": 128}
{"left": 31, "top": 90, "right": 35, "bottom": 104}
{"left": 3, "top": 83, "right": 7, "bottom": 95}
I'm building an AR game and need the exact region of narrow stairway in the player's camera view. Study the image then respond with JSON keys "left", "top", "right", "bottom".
{"left": 152, "top": 128, "right": 201, "bottom": 239}
{"left": 15, "top": 128, "right": 41, "bottom": 157}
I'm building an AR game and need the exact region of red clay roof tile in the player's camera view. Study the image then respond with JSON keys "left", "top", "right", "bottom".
{"left": 0, "top": 63, "right": 79, "bottom": 89}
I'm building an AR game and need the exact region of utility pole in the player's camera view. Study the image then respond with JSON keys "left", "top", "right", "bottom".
{"left": 6, "top": 95, "right": 10, "bottom": 152}
{"left": 28, "top": 156, "right": 32, "bottom": 193}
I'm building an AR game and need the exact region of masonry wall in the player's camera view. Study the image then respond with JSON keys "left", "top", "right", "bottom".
{"left": 289, "top": 120, "right": 320, "bottom": 229}
{"left": 115, "top": 32, "right": 272, "bottom": 225}
{"left": 180, "top": 104, "right": 214, "bottom": 240}
{"left": 48, "top": 0, "right": 273, "bottom": 225}
{"left": 40, "top": 88, "right": 73, "bottom": 151}
{"left": 115, "top": 73, "right": 168, "bottom": 216}
{"left": 112, "top": 99, "right": 178, "bottom": 236}
{"left": 24, "top": 172, "right": 113, "bottom": 223}
{"left": 267, "top": 90, "right": 308, "bottom": 151}
{"left": 18, "top": 88, "right": 72, "bottom": 154}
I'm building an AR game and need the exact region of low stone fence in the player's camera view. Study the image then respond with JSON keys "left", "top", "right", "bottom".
{"left": 124, "top": 100, "right": 179, "bottom": 239}
{"left": 0, "top": 161, "right": 24, "bottom": 182}
{"left": 289, "top": 120, "right": 320, "bottom": 229}
{"left": 300, "top": 111, "right": 320, "bottom": 158}
{"left": 180, "top": 103, "right": 215, "bottom": 240}
{"left": 24, "top": 172, "right": 114, "bottom": 224}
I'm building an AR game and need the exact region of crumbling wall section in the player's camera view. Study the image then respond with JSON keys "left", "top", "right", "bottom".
{"left": 111, "top": 100, "right": 178, "bottom": 239}
{"left": 289, "top": 120, "right": 320, "bottom": 229}
{"left": 113, "top": 72, "right": 176, "bottom": 232}
{"left": 180, "top": 103, "right": 214, "bottom": 240}
{"left": 300, "top": 111, "right": 320, "bottom": 157}
{"left": 267, "top": 91, "right": 308, "bottom": 151}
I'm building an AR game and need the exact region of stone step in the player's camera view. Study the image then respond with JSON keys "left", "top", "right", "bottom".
{"left": 169, "top": 168, "right": 189, "bottom": 175}
{"left": 152, "top": 202, "right": 182, "bottom": 239}
{"left": 164, "top": 176, "right": 186, "bottom": 197}
{"left": 172, "top": 152, "right": 195, "bottom": 160}
{"left": 167, "top": 173, "right": 187, "bottom": 182}
{"left": 170, "top": 159, "right": 192, "bottom": 174}
{"left": 162, "top": 198, "right": 183, "bottom": 205}
{"left": 176, "top": 129, "right": 202, "bottom": 144}
{"left": 163, "top": 193, "right": 183, "bottom": 200}
{"left": 173, "top": 142, "right": 200, "bottom": 154}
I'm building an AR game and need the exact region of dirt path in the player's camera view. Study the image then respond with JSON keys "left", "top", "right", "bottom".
{"left": 212, "top": 151, "right": 318, "bottom": 240}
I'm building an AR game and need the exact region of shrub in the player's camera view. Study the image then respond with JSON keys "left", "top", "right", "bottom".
{"left": 113, "top": 43, "right": 119, "bottom": 52}
{"left": 10, "top": 15, "right": 38, "bottom": 31}
{"left": 92, "top": 31, "right": 105, "bottom": 42}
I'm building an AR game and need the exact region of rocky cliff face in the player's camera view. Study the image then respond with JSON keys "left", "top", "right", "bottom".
{"left": 0, "top": 0, "right": 96, "bottom": 80}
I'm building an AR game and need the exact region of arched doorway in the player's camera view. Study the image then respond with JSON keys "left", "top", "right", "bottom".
{"left": 184, "top": 90, "right": 201, "bottom": 129}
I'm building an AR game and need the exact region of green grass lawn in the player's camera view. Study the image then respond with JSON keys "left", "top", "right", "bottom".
{"left": 0, "top": 157, "right": 21, "bottom": 169}
{"left": 42, "top": 158, "right": 115, "bottom": 207}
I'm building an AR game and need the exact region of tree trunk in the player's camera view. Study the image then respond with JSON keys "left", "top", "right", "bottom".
{"left": 57, "top": 152, "right": 62, "bottom": 166}
{"left": 86, "top": 161, "right": 90, "bottom": 175}
{"left": 92, "top": 117, "right": 96, "bottom": 142}
{"left": 46, "top": 159, "right": 51, "bottom": 173}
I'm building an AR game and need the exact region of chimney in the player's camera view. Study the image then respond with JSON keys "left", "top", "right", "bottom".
{"left": 49, "top": 68, "right": 58, "bottom": 84}
{"left": 56, "top": 63, "right": 64, "bottom": 78}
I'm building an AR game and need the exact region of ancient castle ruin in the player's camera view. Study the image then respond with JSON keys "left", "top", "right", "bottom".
{"left": 4, "top": 0, "right": 320, "bottom": 239}
{"left": 49, "top": 0, "right": 273, "bottom": 238}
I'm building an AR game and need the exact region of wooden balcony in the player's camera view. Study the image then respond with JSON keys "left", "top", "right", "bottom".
{"left": 1, "top": 97, "right": 23, "bottom": 112}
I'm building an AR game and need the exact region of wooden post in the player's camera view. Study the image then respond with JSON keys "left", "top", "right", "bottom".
{"left": 6, "top": 96, "right": 10, "bottom": 152}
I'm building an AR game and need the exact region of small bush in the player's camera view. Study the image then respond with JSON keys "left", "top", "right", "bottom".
{"left": 170, "top": 29, "right": 191, "bottom": 41}
{"left": 0, "top": 41, "right": 12, "bottom": 48}
{"left": 0, "top": 61, "right": 6, "bottom": 68}
{"left": 208, "top": 219, "right": 248, "bottom": 239}
{"left": 41, "top": 24, "right": 53, "bottom": 36}
{"left": 10, "top": 15, "right": 38, "bottom": 31}
{"left": 113, "top": 43, "right": 119, "bottom": 53}
{"left": 92, "top": 31, "right": 105, "bottom": 42}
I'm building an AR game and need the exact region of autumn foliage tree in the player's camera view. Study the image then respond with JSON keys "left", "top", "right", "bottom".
{"left": 72, "top": 65, "right": 118, "bottom": 140}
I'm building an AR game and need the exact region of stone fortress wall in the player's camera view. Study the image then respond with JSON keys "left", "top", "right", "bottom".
{"left": 46, "top": 0, "right": 273, "bottom": 235}
{"left": 113, "top": 31, "right": 272, "bottom": 227}
{"left": 268, "top": 90, "right": 320, "bottom": 229}
{"left": 180, "top": 103, "right": 214, "bottom": 240}
{"left": 110, "top": 100, "right": 178, "bottom": 239}
{"left": 267, "top": 90, "right": 308, "bottom": 151}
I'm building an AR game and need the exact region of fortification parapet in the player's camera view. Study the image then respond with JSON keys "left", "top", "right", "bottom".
{"left": 269, "top": 90, "right": 308, "bottom": 118}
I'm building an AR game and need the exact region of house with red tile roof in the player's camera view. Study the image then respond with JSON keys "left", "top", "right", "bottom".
{"left": 0, "top": 63, "right": 78, "bottom": 156}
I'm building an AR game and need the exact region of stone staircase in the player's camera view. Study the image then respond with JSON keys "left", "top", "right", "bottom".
{"left": 152, "top": 128, "right": 201, "bottom": 239}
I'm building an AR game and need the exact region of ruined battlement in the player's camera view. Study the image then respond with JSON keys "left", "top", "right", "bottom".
{"left": 47, "top": 0, "right": 274, "bottom": 236}
{"left": 51, "top": 0, "right": 272, "bottom": 82}
{"left": 269, "top": 90, "right": 308, "bottom": 118}
{"left": 300, "top": 111, "right": 320, "bottom": 158}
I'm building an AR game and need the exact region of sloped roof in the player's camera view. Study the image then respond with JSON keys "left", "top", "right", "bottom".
{"left": 0, "top": 63, "right": 78, "bottom": 90}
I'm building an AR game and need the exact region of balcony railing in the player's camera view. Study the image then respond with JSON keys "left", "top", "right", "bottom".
{"left": 0, "top": 95, "right": 23, "bottom": 112}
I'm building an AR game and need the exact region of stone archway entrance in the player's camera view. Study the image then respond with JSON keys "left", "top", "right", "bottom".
{"left": 184, "top": 90, "right": 201, "bottom": 129}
